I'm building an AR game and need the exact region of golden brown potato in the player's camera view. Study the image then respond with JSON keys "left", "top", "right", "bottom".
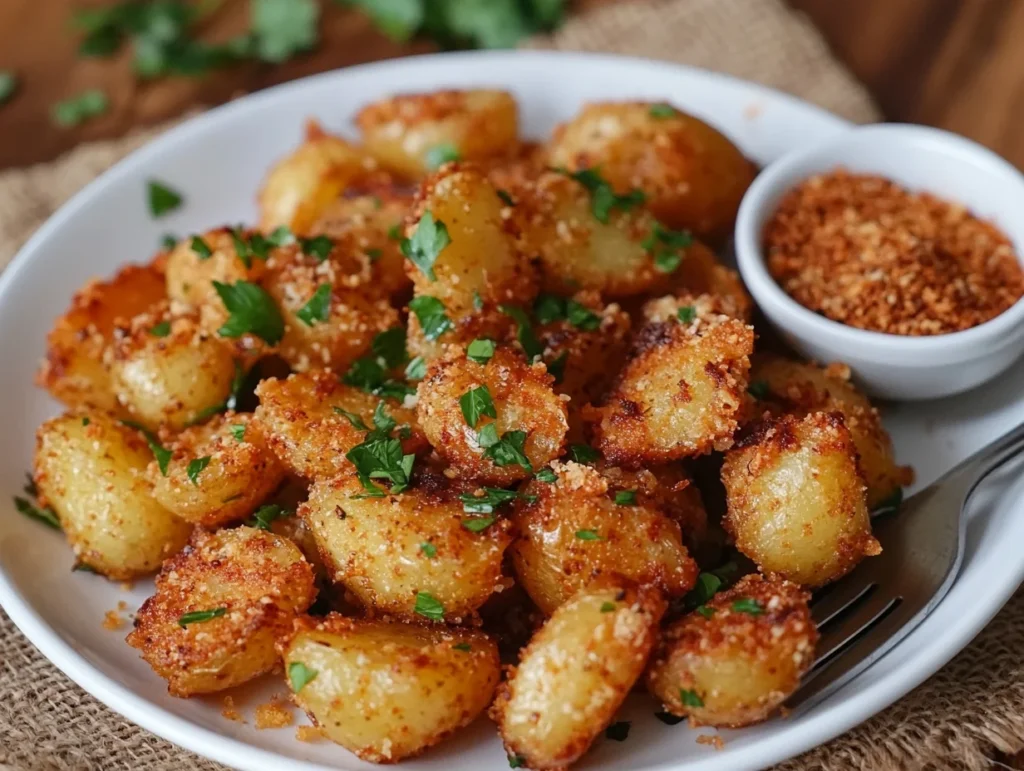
{"left": 283, "top": 615, "right": 500, "bottom": 762}
{"left": 149, "top": 413, "right": 286, "bottom": 528}
{"left": 749, "top": 355, "right": 913, "bottom": 509}
{"left": 592, "top": 295, "right": 754, "bottom": 464}
{"left": 512, "top": 460, "right": 698, "bottom": 615}
{"left": 722, "top": 411, "right": 878, "bottom": 586}
{"left": 417, "top": 345, "right": 568, "bottom": 486}
{"left": 260, "top": 242, "right": 400, "bottom": 372}
{"left": 301, "top": 472, "right": 512, "bottom": 619}
{"left": 127, "top": 526, "right": 316, "bottom": 696}
{"left": 492, "top": 577, "right": 665, "bottom": 769}
{"left": 252, "top": 370, "right": 424, "bottom": 480}
{"left": 37, "top": 263, "right": 165, "bottom": 415}
{"left": 547, "top": 101, "right": 755, "bottom": 241}
{"left": 665, "top": 240, "right": 753, "bottom": 320}
{"left": 33, "top": 412, "right": 190, "bottom": 579}
{"left": 355, "top": 89, "right": 518, "bottom": 179}
{"left": 110, "top": 309, "right": 238, "bottom": 431}
{"left": 165, "top": 227, "right": 263, "bottom": 317}
{"left": 258, "top": 120, "right": 385, "bottom": 233}
{"left": 523, "top": 170, "right": 685, "bottom": 297}
{"left": 646, "top": 574, "right": 817, "bottom": 727}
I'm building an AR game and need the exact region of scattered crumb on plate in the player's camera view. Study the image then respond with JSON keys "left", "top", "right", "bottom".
{"left": 696, "top": 734, "right": 725, "bottom": 750}
{"left": 255, "top": 696, "right": 294, "bottom": 729}
{"left": 102, "top": 610, "right": 123, "bottom": 631}
{"left": 295, "top": 725, "right": 322, "bottom": 742}
{"left": 221, "top": 695, "right": 245, "bottom": 723}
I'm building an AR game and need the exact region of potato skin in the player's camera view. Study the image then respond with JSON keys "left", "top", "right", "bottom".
{"left": 416, "top": 345, "right": 568, "bottom": 486}
{"left": 547, "top": 101, "right": 755, "bottom": 241}
{"left": 283, "top": 614, "right": 500, "bottom": 762}
{"left": 33, "top": 412, "right": 190, "bottom": 579}
{"left": 512, "top": 461, "right": 698, "bottom": 615}
{"left": 127, "top": 526, "right": 315, "bottom": 696}
{"left": 356, "top": 89, "right": 518, "bottom": 179}
{"left": 37, "top": 263, "right": 165, "bottom": 415}
{"left": 749, "top": 355, "right": 913, "bottom": 509}
{"left": 592, "top": 295, "right": 754, "bottom": 464}
{"left": 110, "top": 310, "right": 238, "bottom": 431}
{"left": 492, "top": 577, "right": 666, "bottom": 769}
{"left": 646, "top": 574, "right": 817, "bottom": 727}
{"left": 252, "top": 371, "right": 424, "bottom": 481}
{"left": 722, "top": 411, "right": 878, "bottom": 587}
{"left": 149, "top": 413, "right": 286, "bottom": 528}
{"left": 301, "top": 473, "right": 512, "bottom": 619}
{"left": 663, "top": 240, "right": 753, "bottom": 321}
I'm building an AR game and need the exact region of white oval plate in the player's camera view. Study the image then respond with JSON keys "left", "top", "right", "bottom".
{"left": 2, "top": 51, "right": 1024, "bottom": 771}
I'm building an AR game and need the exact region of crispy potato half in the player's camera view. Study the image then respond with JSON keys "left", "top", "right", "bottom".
{"left": 492, "top": 577, "right": 666, "bottom": 769}
{"left": 749, "top": 355, "right": 913, "bottom": 509}
{"left": 283, "top": 615, "right": 500, "bottom": 762}
{"left": 301, "top": 472, "right": 512, "bottom": 620}
{"left": 33, "top": 412, "right": 190, "bottom": 579}
{"left": 356, "top": 89, "right": 519, "bottom": 179}
{"left": 252, "top": 370, "right": 424, "bottom": 480}
{"left": 722, "top": 411, "right": 878, "bottom": 587}
{"left": 127, "top": 526, "right": 316, "bottom": 696}
{"left": 149, "top": 413, "right": 286, "bottom": 528}
{"left": 37, "top": 263, "right": 165, "bottom": 415}
{"left": 646, "top": 574, "right": 817, "bottom": 727}
{"left": 547, "top": 101, "right": 755, "bottom": 241}
{"left": 592, "top": 295, "right": 754, "bottom": 464}
{"left": 416, "top": 345, "right": 568, "bottom": 486}
{"left": 512, "top": 460, "right": 698, "bottom": 615}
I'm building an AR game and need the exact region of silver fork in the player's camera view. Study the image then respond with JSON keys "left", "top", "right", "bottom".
{"left": 786, "top": 421, "right": 1024, "bottom": 712}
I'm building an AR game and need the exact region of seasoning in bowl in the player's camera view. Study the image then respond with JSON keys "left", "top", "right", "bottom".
{"left": 763, "top": 169, "right": 1024, "bottom": 335}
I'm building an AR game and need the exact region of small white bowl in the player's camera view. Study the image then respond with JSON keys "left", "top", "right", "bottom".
{"left": 735, "top": 123, "right": 1024, "bottom": 400}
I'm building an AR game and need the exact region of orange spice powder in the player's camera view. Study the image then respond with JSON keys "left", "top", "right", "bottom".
{"left": 764, "top": 169, "right": 1024, "bottom": 335}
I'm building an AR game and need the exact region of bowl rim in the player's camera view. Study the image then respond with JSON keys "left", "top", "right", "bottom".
{"left": 734, "top": 122, "right": 1024, "bottom": 362}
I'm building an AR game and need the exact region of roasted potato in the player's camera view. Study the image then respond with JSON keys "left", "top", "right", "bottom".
{"left": 646, "top": 574, "right": 817, "bottom": 727}
{"left": 416, "top": 344, "right": 568, "bottom": 485}
{"left": 592, "top": 295, "right": 754, "bottom": 464}
{"left": 283, "top": 615, "right": 500, "bottom": 762}
{"left": 355, "top": 89, "right": 518, "bottom": 179}
{"left": 547, "top": 101, "right": 755, "bottom": 240}
{"left": 258, "top": 120, "right": 385, "bottom": 233}
{"left": 110, "top": 308, "right": 238, "bottom": 431}
{"left": 301, "top": 472, "right": 512, "bottom": 619}
{"left": 33, "top": 412, "right": 190, "bottom": 579}
{"left": 512, "top": 461, "right": 698, "bottom": 614}
{"left": 127, "top": 526, "right": 316, "bottom": 696}
{"left": 37, "top": 263, "right": 165, "bottom": 415}
{"left": 722, "top": 411, "right": 879, "bottom": 586}
{"left": 149, "top": 412, "right": 286, "bottom": 528}
{"left": 749, "top": 355, "right": 913, "bottom": 508}
{"left": 252, "top": 370, "right": 424, "bottom": 480}
{"left": 666, "top": 240, "right": 752, "bottom": 320}
{"left": 492, "top": 577, "right": 665, "bottom": 769}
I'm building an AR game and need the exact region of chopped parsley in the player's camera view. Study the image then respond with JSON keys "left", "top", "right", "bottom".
{"left": 461, "top": 515, "right": 497, "bottom": 533}
{"left": 212, "top": 280, "right": 285, "bottom": 345}
{"left": 190, "top": 235, "right": 212, "bottom": 259}
{"left": 575, "top": 528, "right": 602, "bottom": 541}
{"left": 680, "top": 688, "right": 704, "bottom": 708}
{"left": 13, "top": 496, "right": 60, "bottom": 530}
{"left": 333, "top": 407, "right": 369, "bottom": 430}
{"left": 459, "top": 487, "right": 523, "bottom": 514}
{"left": 288, "top": 661, "right": 318, "bottom": 692}
{"left": 566, "top": 300, "right": 601, "bottom": 331}
{"left": 746, "top": 380, "right": 770, "bottom": 400}
{"left": 408, "top": 295, "right": 452, "bottom": 341}
{"left": 123, "top": 421, "right": 173, "bottom": 476}
{"left": 298, "top": 234, "right": 333, "bottom": 261}
{"left": 697, "top": 606, "right": 715, "bottom": 619}
{"left": 178, "top": 607, "right": 226, "bottom": 627}
{"left": 680, "top": 572, "right": 723, "bottom": 614}
{"left": 342, "top": 356, "right": 415, "bottom": 401}
{"left": 600, "top": 601, "right": 616, "bottom": 613}
{"left": 371, "top": 326, "right": 409, "bottom": 369}
{"left": 0, "top": 71, "right": 17, "bottom": 105}
{"left": 72, "top": 562, "right": 98, "bottom": 573}
{"left": 425, "top": 142, "right": 461, "bottom": 170}
{"left": 559, "top": 167, "right": 645, "bottom": 223}
{"left": 387, "top": 223, "right": 402, "bottom": 241}
{"left": 81, "top": 417, "right": 90, "bottom": 427}
{"left": 296, "top": 283, "right": 332, "bottom": 326}
{"left": 345, "top": 409, "right": 416, "bottom": 497}
{"left": 414, "top": 591, "right": 444, "bottom": 621}
{"left": 497, "top": 189, "right": 515, "bottom": 206}
{"left": 613, "top": 489, "right": 637, "bottom": 506}
{"left": 732, "top": 598, "right": 764, "bottom": 616}
{"left": 147, "top": 180, "right": 183, "bottom": 217}
{"left": 186, "top": 456, "right": 211, "bottom": 486}
{"left": 642, "top": 222, "right": 692, "bottom": 273}
{"left": 531, "top": 294, "right": 599, "bottom": 331}
{"left": 499, "top": 304, "right": 543, "bottom": 361}
{"left": 401, "top": 211, "right": 450, "bottom": 281}
{"left": 365, "top": 247, "right": 383, "bottom": 262}
{"left": 160, "top": 233, "right": 178, "bottom": 250}
{"left": 605, "top": 721, "right": 630, "bottom": 741}
{"left": 649, "top": 103, "right": 678, "bottom": 119}
{"left": 534, "top": 293, "right": 565, "bottom": 325}
{"left": 545, "top": 350, "right": 568, "bottom": 384}
{"left": 568, "top": 443, "right": 600, "bottom": 464}
{"left": 248, "top": 504, "right": 291, "bottom": 530}
{"left": 873, "top": 487, "right": 904, "bottom": 516}
{"left": 535, "top": 467, "right": 557, "bottom": 483}
{"left": 229, "top": 423, "right": 246, "bottom": 442}
{"left": 405, "top": 356, "right": 427, "bottom": 381}
{"left": 452, "top": 642, "right": 472, "bottom": 652}
{"left": 466, "top": 338, "right": 496, "bottom": 364}
{"left": 460, "top": 385, "right": 496, "bottom": 428}
{"left": 52, "top": 89, "right": 109, "bottom": 127}
{"left": 479, "top": 426, "right": 532, "bottom": 472}
{"left": 149, "top": 321, "right": 171, "bottom": 337}
{"left": 472, "top": 291, "right": 483, "bottom": 311}
{"left": 251, "top": 0, "right": 320, "bottom": 64}
{"left": 508, "top": 754, "right": 527, "bottom": 768}
{"left": 677, "top": 305, "right": 696, "bottom": 323}
{"left": 420, "top": 542, "right": 437, "bottom": 558}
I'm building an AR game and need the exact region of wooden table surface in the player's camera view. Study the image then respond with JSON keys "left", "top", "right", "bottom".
{"left": 2, "top": 0, "right": 1024, "bottom": 171}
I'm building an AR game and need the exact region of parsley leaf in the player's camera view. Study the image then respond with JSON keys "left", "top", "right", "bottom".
{"left": 605, "top": 721, "right": 630, "bottom": 741}
{"left": 459, "top": 487, "right": 522, "bottom": 514}
{"left": 342, "top": 358, "right": 415, "bottom": 401}
{"left": 414, "top": 591, "right": 444, "bottom": 620}
{"left": 0, "top": 71, "right": 17, "bottom": 105}
{"left": 296, "top": 283, "right": 332, "bottom": 327}
{"left": 508, "top": 755, "right": 527, "bottom": 769}
{"left": 535, "top": 467, "right": 557, "bottom": 483}
{"left": 600, "top": 601, "right": 616, "bottom": 613}
{"left": 13, "top": 496, "right": 60, "bottom": 530}
{"left": 248, "top": 504, "right": 291, "bottom": 530}
{"left": 346, "top": 417, "right": 416, "bottom": 497}
{"left": 401, "top": 212, "right": 450, "bottom": 281}
{"left": 566, "top": 299, "right": 601, "bottom": 331}
{"left": 575, "top": 528, "right": 602, "bottom": 541}
{"left": 678, "top": 305, "right": 696, "bottom": 323}
{"left": 425, "top": 142, "right": 461, "bottom": 170}
{"left": 409, "top": 295, "right": 452, "bottom": 341}
{"left": 51, "top": 89, "right": 109, "bottom": 127}
{"left": 288, "top": 661, "right": 318, "bottom": 692}
{"left": 405, "top": 356, "right": 427, "bottom": 381}
{"left": 251, "top": 0, "right": 319, "bottom": 63}
{"left": 497, "top": 188, "right": 515, "bottom": 206}
{"left": 683, "top": 572, "right": 723, "bottom": 613}
{"left": 147, "top": 180, "right": 183, "bottom": 217}
{"left": 420, "top": 542, "right": 437, "bottom": 558}
{"left": 559, "top": 167, "right": 645, "bottom": 223}
{"left": 298, "top": 234, "right": 334, "bottom": 261}
{"left": 212, "top": 280, "right": 285, "bottom": 344}
{"left": 452, "top": 642, "right": 472, "bottom": 652}
{"left": 229, "top": 423, "right": 246, "bottom": 442}
{"left": 343, "top": 0, "right": 424, "bottom": 42}
{"left": 480, "top": 427, "right": 532, "bottom": 472}
{"left": 680, "top": 688, "right": 704, "bottom": 707}
{"left": 534, "top": 293, "right": 566, "bottom": 324}
{"left": 371, "top": 327, "right": 408, "bottom": 369}
{"left": 178, "top": 607, "right": 226, "bottom": 627}
{"left": 568, "top": 444, "right": 600, "bottom": 464}
{"left": 642, "top": 222, "right": 692, "bottom": 273}
{"left": 545, "top": 350, "right": 568, "bottom": 384}
{"left": 746, "top": 380, "right": 770, "bottom": 400}
{"left": 160, "top": 233, "right": 179, "bottom": 250}
{"left": 731, "top": 598, "right": 764, "bottom": 616}
{"left": 150, "top": 321, "right": 171, "bottom": 337}
{"left": 460, "top": 385, "right": 496, "bottom": 428}
{"left": 499, "top": 304, "right": 543, "bottom": 361}
{"left": 123, "top": 421, "right": 173, "bottom": 476}
{"left": 614, "top": 489, "right": 636, "bottom": 506}
{"left": 190, "top": 235, "right": 212, "bottom": 259}
{"left": 186, "top": 456, "right": 211, "bottom": 486}
{"left": 461, "top": 515, "right": 497, "bottom": 533}
{"left": 466, "top": 338, "right": 496, "bottom": 364}
{"left": 333, "top": 407, "right": 369, "bottom": 430}
{"left": 649, "top": 103, "right": 678, "bottom": 119}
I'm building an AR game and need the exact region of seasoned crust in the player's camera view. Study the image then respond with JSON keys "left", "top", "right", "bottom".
{"left": 645, "top": 573, "right": 817, "bottom": 727}
{"left": 126, "top": 526, "right": 316, "bottom": 696}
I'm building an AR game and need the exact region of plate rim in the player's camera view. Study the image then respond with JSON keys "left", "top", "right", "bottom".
{"left": 1, "top": 49, "right": 1018, "bottom": 771}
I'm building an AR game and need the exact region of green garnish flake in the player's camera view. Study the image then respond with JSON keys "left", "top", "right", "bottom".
{"left": 123, "top": 421, "right": 173, "bottom": 476}
{"left": 420, "top": 542, "right": 437, "bottom": 558}
{"left": 535, "top": 468, "right": 557, "bottom": 483}
{"left": 414, "top": 591, "right": 444, "bottom": 621}
{"left": 296, "top": 283, "right": 332, "bottom": 327}
{"left": 333, "top": 407, "right": 369, "bottom": 430}
{"left": 248, "top": 504, "right": 291, "bottom": 531}
{"left": 229, "top": 424, "right": 246, "bottom": 442}
{"left": 534, "top": 293, "right": 565, "bottom": 325}
{"left": 401, "top": 211, "right": 450, "bottom": 281}
{"left": 160, "top": 233, "right": 178, "bottom": 250}
{"left": 81, "top": 417, "right": 91, "bottom": 427}
{"left": 13, "top": 496, "right": 60, "bottom": 530}
{"left": 409, "top": 295, "right": 452, "bottom": 341}
{"left": 614, "top": 489, "right": 636, "bottom": 506}
{"left": 600, "top": 601, "right": 616, "bottom": 613}
{"left": 567, "top": 300, "right": 601, "bottom": 331}
{"left": 873, "top": 487, "right": 904, "bottom": 516}
{"left": 0, "top": 71, "right": 17, "bottom": 105}
{"left": 405, "top": 356, "right": 427, "bottom": 381}
{"left": 452, "top": 642, "right": 472, "bottom": 652}
{"left": 186, "top": 456, "right": 211, "bottom": 486}
{"left": 372, "top": 327, "right": 409, "bottom": 369}
{"left": 150, "top": 321, "right": 171, "bottom": 337}
{"left": 508, "top": 754, "right": 527, "bottom": 769}
{"left": 545, "top": 350, "right": 568, "bottom": 384}
{"left": 387, "top": 223, "right": 402, "bottom": 241}
{"left": 178, "top": 607, "right": 226, "bottom": 627}
{"left": 365, "top": 247, "right": 383, "bottom": 262}
{"left": 472, "top": 290, "right": 483, "bottom": 311}
{"left": 680, "top": 688, "right": 704, "bottom": 708}
{"left": 288, "top": 660, "right": 318, "bottom": 692}
{"left": 650, "top": 103, "right": 678, "bottom": 119}
{"left": 52, "top": 89, "right": 109, "bottom": 128}
{"left": 499, "top": 304, "right": 543, "bottom": 361}
{"left": 497, "top": 189, "right": 515, "bottom": 206}
{"left": 425, "top": 142, "right": 461, "bottom": 170}
{"left": 72, "top": 562, "right": 98, "bottom": 573}
{"left": 642, "top": 222, "right": 692, "bottom": 273}
{"left": 575, "top": 528, "right": 602, "bottom": 541}
{"left": 460, "top": 487, "right": 522, "bottom": 514}
{"left": 559, "top": 167, "right": 645, "bottom": 223}
{"left": 190, "top": 235, "right": 212, "bottom": 259}
{"left": 461, "top": 515, "right": 497, "bottom": 533}
{"left": 459, "top": 385, "right": 496, "bottom": 428}
{"left": 605, "top": 721, "right": 630, "bottom": 741}
{"left": 251, "top": 0, "right": 320, "bottom": 64}
{"left": 682, "top": 572, "right": 723, "bottom": 613}
{"left": 731, "top": 598, "right": 764, "bottom": 616}
{"left": 212, "top": 280, "right": 285, "bottom": 344}
{"left": 346, "top": 411, "right": 416, "bottom": 497}
{"left": 466, "top": 338, "right": 496, "bottom": 364}
{"left": 696, "top": 605, "right": 715, "bottom": 619}
{"left": 147, "top": 180, "right": 183, "bottom": 218}
{"left": 568, "top": 444, "right": 600, "bottom": 464}
{"left": 298, "top": 234, "right": 334, "bottom": 261}
{"left": 677, "top": 305, "right": 696, "bottom": 323}
{"left": 479, "top": 426, "right": 532, "bottom": 472}
{"left": 746, "top": 380, "right": 770, "bottom": 400}
{"left": 342, "top": 356, "right": 415, "bottom": 401}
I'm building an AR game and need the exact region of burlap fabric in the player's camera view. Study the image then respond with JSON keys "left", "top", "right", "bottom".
{"left": 1, "top": 1, "right": 1020, "bottom": 770}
